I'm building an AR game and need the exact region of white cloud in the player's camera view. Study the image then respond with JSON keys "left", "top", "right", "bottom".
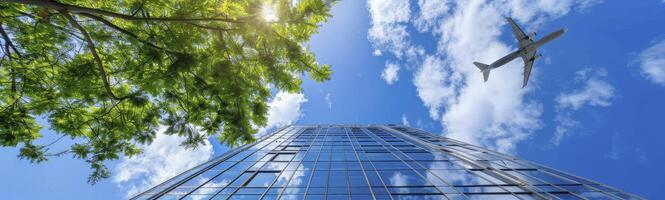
{"left": 366, "top": 0, "right": 599, "bottom": 153}
{"left": 259, "top": 91, "right": 308, "bottom": 135}
{"left": 638, "top": 39, "right": 665, "bottom": 86}
{"left": 413, "top": 0, "right": 451, "bottom": 32}
{"left": 372, "top": 49, "right": 382, "bottom": 56}
{"left": 553, "top": 68, "right": 614, "bottom": 145}
{"left": 401, "top": 114, "right": 410, "bottom": 126}
{"left": 113, "top": 127, "right": 214, "bottom": 197}
{"left": 413, "top": 56, "right": 456, "bottom": 119}
{"left": 367, "top": 0, "right": 411, "bottom": 58}
{"left": 552, "top": 113, "right": 580, "bottom": 146}
{"left": 325, "top": 93, "right": 332, "bottom": 110}
{"left": 556, "top": 69, "right": 614, "bottom": 110}
{"left": 381, "top": 62, "right": 401, "bottom": 85}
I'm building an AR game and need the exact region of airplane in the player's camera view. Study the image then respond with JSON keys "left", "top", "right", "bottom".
{"left": 474, "top": 17, "right": 566, "bottom": 87}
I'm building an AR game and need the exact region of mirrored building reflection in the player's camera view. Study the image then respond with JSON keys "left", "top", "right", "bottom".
{"left": 132, "top": 125, "right": 642, "bottom": 200}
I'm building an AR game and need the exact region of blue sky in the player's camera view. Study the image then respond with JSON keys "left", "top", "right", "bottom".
{"left": 1, "top": 0, "right": 665, "bottom": 199}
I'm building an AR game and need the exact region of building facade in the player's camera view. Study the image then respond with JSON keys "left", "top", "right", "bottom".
{"left": 132, "top": 125, "right": 641, "bottom": 200}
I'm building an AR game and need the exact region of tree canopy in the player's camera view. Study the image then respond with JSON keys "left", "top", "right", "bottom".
{"left": 0, "top": 0, "right": 332, "bottom": 183}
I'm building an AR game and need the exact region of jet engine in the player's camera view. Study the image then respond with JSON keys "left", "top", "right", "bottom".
{"left": 531, "top": 53, "right": 543, "bottom": 62}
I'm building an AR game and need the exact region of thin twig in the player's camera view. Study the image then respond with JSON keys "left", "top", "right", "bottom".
{"left": 59, "top": 10, "right": 124, "bottom": 101}
{"left": 7, "top": 0, "right": 251, "bottom": 23}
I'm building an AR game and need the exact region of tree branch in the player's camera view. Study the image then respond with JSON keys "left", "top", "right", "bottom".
{"left": 59, "top": 10, "right": 122, "bottom": 101}
{"left": 7, "top": 0, "right": 250, "bottom": 23}
{"left": 184, "top": 22, "right": 240, "bottom": 32}
{"left": 0, "top": 22, "right": 22, "bottom": 58}
{"left": 77, "top": 13, "right": 175, "bottom": 52}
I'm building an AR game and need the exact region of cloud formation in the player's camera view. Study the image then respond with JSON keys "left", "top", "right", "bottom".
{"left": 638, "top": 39, "right": 665, "bottom": 86}
{"left": 381, "top": 62, "right": 401, "bottom": 85}
{"left": 325, "top": 93, "right": 332, "bottom": 110}
{"left": 553, "top": 68, "right": 614, "bottom": 145}
{"left": 259, "top": 91, "right": 308, "bottom": 135}
{"left": 114, "top": 127, "right": 214, "bottom": 197}
{"left": 367, "top": 0, "right": 411, "bottom": 58}
{"left": 402, "top": 114, "right": 410, "bottom": 126}
{"left": 368, "top": 0, "right": 600, "bottom": 152}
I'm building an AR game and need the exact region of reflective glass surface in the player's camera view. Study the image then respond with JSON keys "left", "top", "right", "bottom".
{"left": 132, "top": 125, "right": 642, "bottom": 200}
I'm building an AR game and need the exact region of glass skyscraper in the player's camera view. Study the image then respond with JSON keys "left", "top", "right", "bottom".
{"left": 132, "top": 125, "right": 642, "bottom": 200}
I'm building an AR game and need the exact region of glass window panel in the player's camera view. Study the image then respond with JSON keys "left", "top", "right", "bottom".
{"left": 379, "top": 171, "right": 431, "bottom": 187}
{"left": 327, "top": 194, "right": 349, "bottom": 200}
{"left": 285, "top": 162, "right": 301, "bottom": 171}
{"left": 454, "top": 186, "right": 507, "bottom": 194}
{"left": 391, "top": 194, "right": 447, "bottom": 200}
{"left": 471, "top": 170, "right": 508, "bottom": 185}
{"left": 372, "top": 161, "right": 411, "bottom": 170}
{"left": 249, "top": 162, "right": 267, "bottom": 170}
{"left": 304, "top": 195, "right": 325, "bottom": 200}
{"left": 236, "top": 187, "right": 267, "bottom": 194}
{"left": 315, "top": 162, "right": 330, "bottom": 171}
{"left": 366, "top": 153, "right": 399, "bottom": 161}
{"left": 351, "top": 194, "right": 376, "bottom": 200}
{"left": 273, "top": 171, "right": 294, "bottom": 187}
{"left": 261, "top": 154, "right": 277, "bottom": 162}
{"left": 318, "top": 152, "right": 331, "bottom": 161}
{"left": 304, "top": 152, "right": 319, "bottom": 161}
{"left": 227, "top": 151, "right": 253, "bottom": 161}
{"left": 365, "top": 172, "right": 385, "bottom": 187}
{"left": 332, "top": 153, "right": 346, "bottom": 161}
{"left": 348, "top": 171, "right": 369, "bottom": 187}
{"left": 229, "top": 162, "right": 255, "bottom": 171}
{"left": 518, "top": 170, "right": 576, "bottom": 184}
{"left": 328, "top": 171, "right": 348, "bottom": 187}
{"left": 283, "top": 187, "right": 306, "bottom": 195}
{"left": 346, "top": 162, "right": 362, "bottom": 170}
{"left": 430, "top": 170, "right": 493, "bottom": 186}
{"left": 576, "top": 192, "right": 615, "bottom": 199}
{"left": 307, "top": 187, "right": 327, "bottom": 194}
{"left": 300, "top": 161, "right": 316, "bottom": 170}
{"left": 309, "top": 171, "right": 329, "bottom": 187}
{"left": 345, "top": 152, "right": 358, "bottom": 161}
{"left": 181, "top": 194, "right": 213, "bottom": 200}
{"left": 388, "top": 186, "right": 440, "bottom": 195}
{"left": 227, "top": 194, "right": 262, "bottom": 200}
{"left": 371, "top": 186, "right": 391, "bottom": 195}
{"left": 246, "top": 172, "right": 280, "bottom": 187}
{"left": 349, "top": 186, "right": 372, "bottom": 194}
{"left": 273, "top": 153, "right": 296, "bottom": 162}
{"left": 361, "top": 162, "right": 375, "bottom": 171}
{"left": 292, "top": 151, "right": 307, "bottom": 161}
{"left": 419, "top": 161, "right": 465, "bottom": 170}
{"left": 219, "top": 187, "right": 238, "bottom": 194}
{"left": 465, "top": 194, "right": 520, "bottom": 200}
{"left": 280, "top": 194, "right": 305, "bottom": 200}
{"left": 331, "top": 162, "right": 346, "bottom": 170}
{"left": 209, "top": 162, "right": 234, "bottom": 172}
{"left": 230, "top": 172, "right": 254, "bottom": 186}
{"left": 406, "top": 152, "right": 436, "bottom": 161}
{"left": 287, "top": 170, "right": 312, "bottom": 187}
{"left": 262, "top": 162, "right": 288, "bottom": 171}
{"left": 328, "top": 187, "right": 348, "bottom": 194}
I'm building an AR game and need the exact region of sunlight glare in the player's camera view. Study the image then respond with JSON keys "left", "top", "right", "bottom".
{"left": 262, "top": 3, "right": 278, "bottom": 22}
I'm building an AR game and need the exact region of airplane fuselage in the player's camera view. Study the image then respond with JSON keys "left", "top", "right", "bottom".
{"left": 484, "top": 29, "right": 566, "bottom": 71}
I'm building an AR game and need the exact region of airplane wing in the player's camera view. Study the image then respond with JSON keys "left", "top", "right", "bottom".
{"left": 521, "top": 50, "right": 536, "bottom": 87}
{"left": 522, "top": 60, "right": 534, "bottom": 87}
{"left": 506, "top": 17, "right": 532, "bottom": 48}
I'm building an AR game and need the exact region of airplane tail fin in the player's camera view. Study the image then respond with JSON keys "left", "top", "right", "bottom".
{"left": 473, "top": 62, "right": 491, "bottom": 82}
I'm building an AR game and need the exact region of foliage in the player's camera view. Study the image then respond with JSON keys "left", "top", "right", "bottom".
{"left": 0, "top": 0, "right": 332, "bottom": 184}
